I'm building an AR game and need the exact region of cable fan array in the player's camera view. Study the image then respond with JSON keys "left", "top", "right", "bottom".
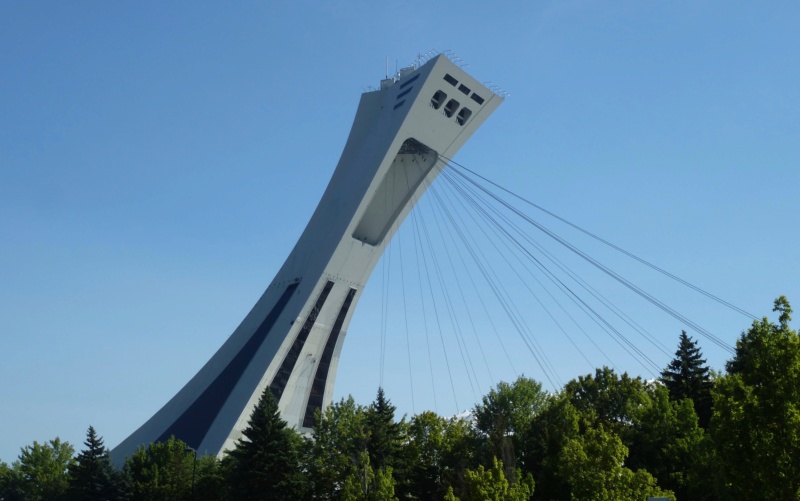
{"left": 355, "top": 156, "right": 753, "bottom": 416}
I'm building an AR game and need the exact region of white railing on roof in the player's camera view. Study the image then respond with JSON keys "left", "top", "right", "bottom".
{"left": 373, "top": 50, "right": 510, "bottom": 98}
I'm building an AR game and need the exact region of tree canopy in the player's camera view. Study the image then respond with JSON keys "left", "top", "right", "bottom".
{"left": 4, "top": 296, "right": 800, "bottom": 501}
{"left": 7, "top": 438, "right": 74, "bottom": 501}
{"left": 712, "top": 296, "right": 800, "bottom": 499}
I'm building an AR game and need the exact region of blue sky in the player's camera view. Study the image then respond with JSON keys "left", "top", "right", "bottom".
{"left": 1, "top": 1, "right": 799, "bottom": 462}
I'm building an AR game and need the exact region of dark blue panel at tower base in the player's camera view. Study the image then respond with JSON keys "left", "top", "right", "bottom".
{"left": 156, "top": 282, "right": 299, "bottom": 449}
{"left": 270, "top": 281, "right": 335, "bottom": 401}
{"left": 303, "top": 287, "right": 357, "bottom": 428}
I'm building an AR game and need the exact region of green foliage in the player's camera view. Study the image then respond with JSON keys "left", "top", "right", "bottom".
{"left": 558, "top": 426, "right": 674, "bottom": 501}
{"left": 562, "top": 367, "right": 647, "bottom": 433}
{"left": 13, "top": 297, "right": 800, "bottom": 501}
{"left": 365, "top": 387, "right": 411, "bottom": 497}
{"left": 8, "top": 437, "right": 75, "bottom": 501}
{"left": 193, "top": 455, "right": 228, "bottom": 501}
{"left": 405, "top": 411, "right": 449, "bottom": 498}
{"left": 66, "top": 426, "right": 127, "bottom": 500}
{"left": 225, "top": 387, "right": 305, "bottom": 500}
{"left": 405, "top": 411, "right": 478, "bottom": 499}
{"left": 660, "top": 330, "right": 713, "bottom": 427}
{"left": 712, "top": 296, "right": 800, "bottom": 499}
{"left": 473, "top": 376, "right": 547, "bottom": 475}
{"left": 0, "top": 459, "right": 25, "bottom": 501}
{"left": 308, "top": 389, "right": 417, "bottom": 500}
{"left": 529, "top": 370, "right": 689, "bottom": 501}
{"left": 444, "top": 457, "right": 533, "bottom": 501}
{"left": 625, "top": 384, "right": 714, "bottom": 500}
{"left": 366, "top": 388, "right": 405, "bottom": 471}
{"left": 524, "top": 394, "right": 580, "bottom": 499}
{"left": 0, "top": 460, "right": 10, "bottom": 485}
{"left": 123, "top": 436, "right": 194, "bottom": 500}
{"left": 307, "top": 395, "right": 370, "bottom": 499}
{"left": 341, "top": 452, "right": 399, "bottom": 501}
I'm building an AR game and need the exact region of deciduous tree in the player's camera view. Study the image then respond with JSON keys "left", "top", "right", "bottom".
{"left": 625, "top": 384, "right": 714, "bottom": 500}
{"left": 562, "top": 367, "right": 646, "bottom": 433}
{"left": 558, "top": 426, "right": 674, "bottom": 501}
{"left": 193, "top": 455, "right": 228, "bottom": 501}
{"left": 524, "top": 394, "right": 580, "bottom": 500}
{"left": 307, "top": 396, "right": 370, "bottom": 500}
{"left": 444, "top": 457, "right": 533, "bottom": 501}
{"left": 712, "top": 296, "right": 800, "bottom": 499}
{"left": 341, "top": 451, "right": 398, "bottom": 501}
{"left": 473, "top": 376, "right": 546, "bottom": 475}
{"left": 405, "top": 411, "right": 478, "bottom": 499}
{"left": 11, "top": 437, "right": 75, "bottom": 501}
{"left": 123, "top": 436, "right": 194, "bottom": 500}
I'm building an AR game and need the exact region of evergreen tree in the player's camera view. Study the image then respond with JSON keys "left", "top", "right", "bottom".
{"left": 366, "top": 387, "right": 403, "bottom": 471}
{"left": 660, "top": 331, "right": 713, "bottom": 427}
{"left": 225, "top": 387, "right": 305, "bottom": 500}
{"left": 66, "top": 426, "right": 127, "bottom": 500}
{"left": 366, "top": 388, "right": 409, "bottom": 497}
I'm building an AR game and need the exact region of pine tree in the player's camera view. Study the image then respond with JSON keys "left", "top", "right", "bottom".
{"left": 366, "top": 388, "right": 409, "bottom": 498}
{"left": 366, "top": 388, "right": 402, "bottom": 470}
{"left": 226, "top": 387, "right": 305, "bottom": 500}
{"left": 660, "top": 331, "right": 713, "bottom": 427}
{"left": 66, "top": 426, "right": 126, "bottom": 500}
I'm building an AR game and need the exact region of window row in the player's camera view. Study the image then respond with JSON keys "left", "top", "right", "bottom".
{"left": 430, "top": 90, "right": 472, "bottom": 125}
{"left": 443, "top": 73, "right": 485, "bottom": 105}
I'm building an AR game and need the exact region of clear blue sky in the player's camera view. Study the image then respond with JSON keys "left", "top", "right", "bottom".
{"left": 1, "top": 1, "right": 798, "bottom": 462}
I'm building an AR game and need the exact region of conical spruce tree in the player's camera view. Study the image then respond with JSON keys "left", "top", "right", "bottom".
{"left": 66, "top": 426, "right": 127, "bottom": 500}
{"left": 366, "top": 387, "right": 409, "bottom": 499}
{"left": 366, "top": 387, "right": 402, "bottom": 471}
{"left": 660, "top": 331, "right": 713, "bottom": 427}
{"left": 225, "top": 388, "right": 305, "bottom": 500}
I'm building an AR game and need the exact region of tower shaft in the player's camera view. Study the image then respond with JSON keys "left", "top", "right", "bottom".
{"left": 113, "top": 54, "right": 503, "bottom": 462}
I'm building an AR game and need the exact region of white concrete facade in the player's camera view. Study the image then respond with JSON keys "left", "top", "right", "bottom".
{"left": 112, "top": 54, "right": 503, "bottom": 463}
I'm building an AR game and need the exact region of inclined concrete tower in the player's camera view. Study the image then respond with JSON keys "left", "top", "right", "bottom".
{"left": 112, "top": 54, "right": 503, "bottom": 462}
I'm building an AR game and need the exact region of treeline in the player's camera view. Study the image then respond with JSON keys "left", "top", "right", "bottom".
{"left": 2, "top": 296, "right": 799, "bottom": 500}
